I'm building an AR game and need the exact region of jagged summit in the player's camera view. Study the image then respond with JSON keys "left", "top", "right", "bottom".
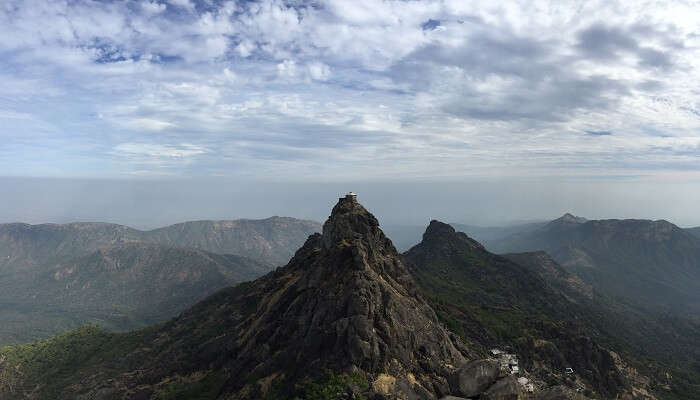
{"left": 320, "top": 192, "right": 384, "bottom": 250}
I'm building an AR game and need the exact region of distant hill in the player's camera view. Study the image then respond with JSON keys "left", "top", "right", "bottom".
{"left": 0, "top": 243, "right": 268, "bottom": 345}
{"left": 0, "top": 216, "right": 321, "bottom": 269}
{"left": 488, "top": 214, "right": 700, "bottom": 315}
{"left": 687, "top": 226, "right": 700, "bottom": 239}
{"left": 450, "top": 221, "right": 547, "bottom": 244}
{"left": 0, "top": 217, "right": 320, "bottom": 345}
{"left": 380, "top": 221, "right": 547, "bottom": 252}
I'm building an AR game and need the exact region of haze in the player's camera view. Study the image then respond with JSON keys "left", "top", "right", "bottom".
{"left": 1, "top": 0, "right": 699, "bottom": 227}
{"left": 3, "top": 176, "right": 700, "bottom": 229}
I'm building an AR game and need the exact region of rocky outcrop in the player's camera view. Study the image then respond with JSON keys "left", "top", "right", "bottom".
{"left": 448, "top": 359, "right": 501, "bottom": 397}
{"left": 481, "top": 376, "right": 520, "bottom": 400}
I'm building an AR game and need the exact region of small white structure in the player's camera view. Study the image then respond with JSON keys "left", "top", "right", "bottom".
{"left": 517, "top": 377, "right": 534, "bottom": 392}
{"left": 491, "top": 348, "right": 520, "bottom": 375}
{"left": 565, "top": 367, "right": 574, "bottom": 375}
{"left": 345, "top": 192, "right": 358, "bottom": 201}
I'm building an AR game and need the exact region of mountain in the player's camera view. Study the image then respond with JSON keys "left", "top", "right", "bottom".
{"left": 0, "top": 243, "right": 268, "bottom": 345}
{"left": 0, "top": 217, "right": 319, "bottom": 345}
{"left": 405, "top": 222, "right": 700, "bottom": 399}
{"left": 403, "top": 221, "right": 641, "bottom": 399}
{"left": 503, "top": 251, "right": 593, "bottom": 302}
{"left": 487, "top": 214, "right": 700, "bottom": 315}
{"left": 0, "top": 216, "right": 321, "bottom": 269}
{"left": 0, "top": 197, "right": 667, "bottom": 400}
{"left": 450, "top": 221, "right": 547, "bottom": 244}
{"left": 143, "top": 217, "right": 321, "bottom": 266}
{"left": 0, "top": 194, "right": 473, "bottom": 400}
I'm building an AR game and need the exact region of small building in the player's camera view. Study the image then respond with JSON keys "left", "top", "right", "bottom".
{"left": 341, "top": 192, "right": 358, "bottom": 202}
{"left": 565, "top": 367, "right": 574, "bottom": 375}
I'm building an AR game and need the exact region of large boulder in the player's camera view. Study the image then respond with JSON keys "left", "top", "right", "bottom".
{"left": 449, "top": 359, "right": 501, "bottom": 397}
{"left": 480, "top": 376, "right": 519, "bottom": 400}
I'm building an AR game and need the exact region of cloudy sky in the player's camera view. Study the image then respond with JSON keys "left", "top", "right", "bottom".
{"left": 1, "top": 0, "right": 700, "bottom": 225}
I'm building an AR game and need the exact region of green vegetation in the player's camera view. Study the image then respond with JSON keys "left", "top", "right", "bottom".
{"left": 150, "top": 373, "right": 228, "bottom": 400}
{"left": 0, "top": 324, "right": 156, "bottom": 399}
{"left": 291, "top": 371, "right": 369, "bottom": 400}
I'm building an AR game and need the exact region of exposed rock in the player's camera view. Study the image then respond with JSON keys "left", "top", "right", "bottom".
{"left": 439, "top": 397, "right": 469, "bottom": 400}
{"left": 448, "top": 359, "right": 501, "bottom": 398}
{"left": 480, "top": 376, "right": 520, "bottom": 400}
{"left": 372, "top": 374, "right": 397, "bottom": 396}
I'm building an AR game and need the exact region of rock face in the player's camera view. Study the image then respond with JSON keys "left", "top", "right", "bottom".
{"left": 481, "top": 376, "right": 520, "bottom": 400}
{"left": 448, "top": 359, "right": 500, "bottom": 397}
{"left": 211, "top": 194, "right": 467, "bottom": 397}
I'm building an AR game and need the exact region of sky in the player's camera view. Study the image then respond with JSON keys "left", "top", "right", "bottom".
{"left": 1, "top": 0, "right": 700, "bottom": 226}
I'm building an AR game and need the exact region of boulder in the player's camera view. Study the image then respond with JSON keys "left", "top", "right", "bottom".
{"left": 449, "top": 359, "right": 501, "bottom": 397}
{"left": 480, "top": 376, "right": 519, "bottom": 400}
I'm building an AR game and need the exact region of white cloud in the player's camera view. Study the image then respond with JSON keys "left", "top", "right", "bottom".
{"left": 114, "top": 143, "right": 207, "bottom": 158}
{"left": 118, "top": 118, "right": 176, "bottom": 132}
{"left": 0, "top": 0, "right": 698, "bottom": 180}
{"left": 307, "top": 61, "right": 331, "bottom": 81}
{"left": 141, "top": 1, "right": 167, "bottom": 15}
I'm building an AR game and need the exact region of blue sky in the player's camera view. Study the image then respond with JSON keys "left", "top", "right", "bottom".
{"left": 1, "top": 1, "right": 700, "bottom": 225}
{"left": 1, "top": 0, "right": 698, "bottom": 180}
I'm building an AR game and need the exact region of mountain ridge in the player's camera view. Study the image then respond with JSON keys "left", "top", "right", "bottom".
{"left": 485, "top": 216, "right": 700, "bottom": 314}
{"left": 0, "top": 216, "right": 321, "bottom": 267}
{"left": 0, "top": 243, "right": 269, "bottom": 346}
{"left": 1, "top": 203, "right": 696, "bottom": 399}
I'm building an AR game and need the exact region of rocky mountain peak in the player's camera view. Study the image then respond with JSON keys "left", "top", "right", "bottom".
{"left": 411, "top": 220, "right": 485, "bottom": 257}
{"left": 424, "top": 219, "right": 457, "bottom": 238}
{"left": 320, "top": 193, "right": 382, "bottom": 250}
{"left": 199, "top": 195, "right": 469, "bottom": 398}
